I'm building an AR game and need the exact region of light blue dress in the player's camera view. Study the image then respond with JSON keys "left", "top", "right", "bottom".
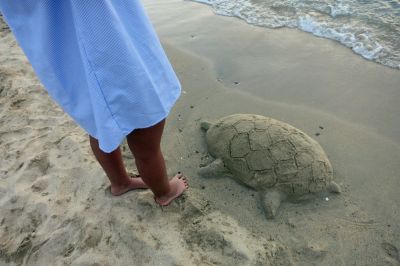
{"left": 0, "top": 0, "right": 181, "bottom": 153}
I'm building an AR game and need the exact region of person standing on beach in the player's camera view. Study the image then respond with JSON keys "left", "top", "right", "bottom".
{"left": 0, "top": 1, "right": 188, "bottom": 205}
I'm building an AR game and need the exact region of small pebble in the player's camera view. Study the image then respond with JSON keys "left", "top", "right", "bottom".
{"left": 10, "top": 196, "right": 18, "bottom": 203}
{"left": 182, "top": 90, "right": 187, "bottom": 94}
{"left": 190, "top": 105, "right": 194, "bottom": 109}
{"left": 234, "top": 81, "right": 240, "bottom": 85}
{"left": 319, "top": 126, "right": 324, "bottom": 130}
{"left": 325, "top": 197, "right": 329, "bottom": 201}
{"left": 315, "top": 132, "right": 320, "bottom": 136}
{"left": 201, "top": 186, "right": 205, "bottom": 190}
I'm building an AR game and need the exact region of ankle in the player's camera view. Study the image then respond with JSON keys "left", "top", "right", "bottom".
{"left": 110, "top": 180, "right": 130, "bottom": 188}
{"left": 154, "top": 186, "right": 172, "bottom": 199}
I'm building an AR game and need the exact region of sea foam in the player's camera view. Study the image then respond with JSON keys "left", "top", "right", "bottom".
{"left": 189, "top": 0, "right": 400, "bottom": 69}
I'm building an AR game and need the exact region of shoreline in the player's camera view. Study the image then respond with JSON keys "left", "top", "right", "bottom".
{"left": 186, "top": 0, "right": 400, "bottom": 71}
{"left": 144, "top": 0, "right": 400, "bottom": 144}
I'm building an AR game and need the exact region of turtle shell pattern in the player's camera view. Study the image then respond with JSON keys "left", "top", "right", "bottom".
{"left": 205, "top": 114, "right": 334, "bottom": 195}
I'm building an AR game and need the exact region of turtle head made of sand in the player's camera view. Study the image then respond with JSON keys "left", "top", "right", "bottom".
{"left": 199, "top": 114, "right": 341, "bottom": 219}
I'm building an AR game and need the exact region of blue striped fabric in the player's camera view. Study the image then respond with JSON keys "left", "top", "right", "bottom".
{"left": 0, "top": 0, "right": 181, "bottom": 152}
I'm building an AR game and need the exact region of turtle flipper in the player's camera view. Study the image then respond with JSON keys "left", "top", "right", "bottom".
{"left": 198, "top": 158, "right": 230, "bottom": 178}
{"left": 200, "top": 121, "right": 212, "bottom": 131}
{"left": 327, "top": 181, "right": 341, "bottom": 193}
{"left": 259, "top": 189, "right": 285, "bottom": 219}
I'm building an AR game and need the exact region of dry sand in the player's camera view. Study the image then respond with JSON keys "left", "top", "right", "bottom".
{"left": 1, "top": 0, "right": 400, "bottom": 265}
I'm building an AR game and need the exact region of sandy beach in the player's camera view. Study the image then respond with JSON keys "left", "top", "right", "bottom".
{"left": 1, "top": 0, "right": 400, "bottom": 265}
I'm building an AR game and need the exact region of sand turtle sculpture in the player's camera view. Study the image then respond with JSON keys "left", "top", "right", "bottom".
{"left": 199, "top": 114, "right": 341, "bottom": 218}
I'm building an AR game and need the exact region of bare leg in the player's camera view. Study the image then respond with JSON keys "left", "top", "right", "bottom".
{"left": 126, "top": 119, "right": 188, "bottom": 205}
{"left": 89, "top": 135, "right": 148, "bottom": 196}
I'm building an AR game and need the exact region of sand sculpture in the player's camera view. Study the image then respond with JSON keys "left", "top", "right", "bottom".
{"left": 199, "top": 114, "right": 341, "bottom": 218}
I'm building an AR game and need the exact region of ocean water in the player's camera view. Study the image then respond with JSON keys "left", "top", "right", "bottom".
{"left": 189, "top": 0, "right": 400, "bottom": 69}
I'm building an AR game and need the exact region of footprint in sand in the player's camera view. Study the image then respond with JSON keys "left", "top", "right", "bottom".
{"left": 31, "top": 176, "right": 49, "bottom": 193}
{"left": 184, "top": 226, "right": 249, "bottom": 265}
{"left": 180, "top": 208, "right": 293, "bottom": 265}
{"left": 0, "top": 197, "right": 47, "bottom": 265}
{"left": 27, "top": 153, "right": 50, "bottom": 174}
{"left": 82, "top": 222, "right": 103, "bottom": 248}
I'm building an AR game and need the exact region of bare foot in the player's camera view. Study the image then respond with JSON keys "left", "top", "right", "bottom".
{"left": 110, "top": 175, "right": 149, "bottom": 196}
{"left": 154, "top": 173, "right": 188, "bottom": 206}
